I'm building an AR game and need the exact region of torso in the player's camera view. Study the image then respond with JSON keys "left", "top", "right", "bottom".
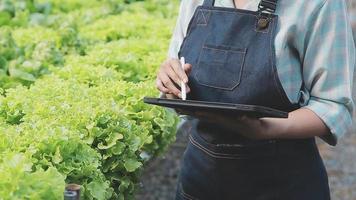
{"left": 170, "top": 0, "right": 328, "bottom": 106}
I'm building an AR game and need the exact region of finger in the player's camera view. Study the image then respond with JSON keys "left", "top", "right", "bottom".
{"left": 180, "top": 82, "right": 191, "bottom": 93}
{"left": 166, "top": 93, "right": 178, "bottom": 99}
{"left": 156, "top": 78, "right": 169, "bottom": 93}
{"left": 165, "top": 65, "right": 181, "bottom": 86}
{"left": 186, "top": 85, "right": 191, "bottom": 93}
{"left": 184, "top": 64, "right": 192, "bottom": 75}
{"left": 171, "top": 59, "right": 188, "bottom": 83}
{"left": 159, "top": 72, "right": 181, "bottom": 97}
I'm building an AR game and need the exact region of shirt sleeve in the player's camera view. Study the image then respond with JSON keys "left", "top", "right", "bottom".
{"left": 167, "top": 0, "right": 201, "bottom": 59}
{"left": 160, "top": 0, "right": 191, "bottom": 98}
{"left": 161, "top": 0, "right": 200, "bottom": 99}
{"left": 301, "top": 0, "right": 355, "bottom": 146}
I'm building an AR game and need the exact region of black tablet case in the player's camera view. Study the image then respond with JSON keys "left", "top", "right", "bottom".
{"left": 143, "top": 97, "right": 288, "bottom": 118}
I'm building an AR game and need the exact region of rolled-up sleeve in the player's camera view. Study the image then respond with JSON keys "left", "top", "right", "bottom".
{"left": 302, "top": 0, "right": 355, "bottom": 145}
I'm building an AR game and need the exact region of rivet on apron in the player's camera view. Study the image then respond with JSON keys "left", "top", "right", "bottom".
{"left": 257, "top": 17, "right": 270, "bottom": 29}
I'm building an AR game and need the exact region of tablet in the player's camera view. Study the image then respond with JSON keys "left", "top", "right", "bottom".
{"left": 143, "top": 97, "right": 288, "bottom": 118}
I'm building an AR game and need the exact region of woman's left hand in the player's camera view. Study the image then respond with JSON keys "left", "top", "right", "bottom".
{"left": 176, "top": 107, "right": 332, "bottom": 141}
{"left": 195, "top": 111, "right": 276, "bottom": 139}
{"left": 176, "top": 109, "right": 281, "bottom": 139}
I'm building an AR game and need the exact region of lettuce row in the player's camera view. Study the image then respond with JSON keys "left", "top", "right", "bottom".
{"left": 0, "top": 0, "right": 180, "bottom": 199}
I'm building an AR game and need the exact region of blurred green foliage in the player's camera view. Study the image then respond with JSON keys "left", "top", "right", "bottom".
{"left": 0, "top": 0, "right": 180, "bottom": 199}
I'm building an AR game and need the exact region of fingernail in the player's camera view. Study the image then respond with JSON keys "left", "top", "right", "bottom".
{"left": 183, "top": 78, "right": 188, "bottom": 83}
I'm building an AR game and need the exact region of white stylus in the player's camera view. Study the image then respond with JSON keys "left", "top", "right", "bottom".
{"left": 180, "top": 57, "right": 187, "bottom": 100}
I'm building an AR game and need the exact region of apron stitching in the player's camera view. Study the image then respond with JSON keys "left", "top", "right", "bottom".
{"left": 179, "top": 185, "right": 200, "bottom": 200}
{"left": 197, "top": 10, "right": 208, "bottom": 26}
{"left": 202, "top": 46, "right": 228, "bottom": 61}
{"left": 189, "top": 135, "right": 248, "bottom": 159}
{"left": 204, "top": 44, "right": 246, "bottom": 52}
{"left": 191, "top": 131, "right": 274, "bottom": 148}
{"left": 194, "top": 48, "right": 247, "bottom": 90}
{"left": 189, "top": 135, "right": 271, "bottom": 159}
{"left": 201, "top": 10, "right": 208, "bottom": 25}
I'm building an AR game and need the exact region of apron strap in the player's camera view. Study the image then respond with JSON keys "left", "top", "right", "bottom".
{"left": 202, "top": 0, "right": 215, "bottom": 7}
{"left": 258, "top": 0, "right": 278, "bottom": 14}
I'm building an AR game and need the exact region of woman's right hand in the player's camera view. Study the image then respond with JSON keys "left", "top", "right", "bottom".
{"left": 156, "top": 58, "right": 192, "bottom": 99}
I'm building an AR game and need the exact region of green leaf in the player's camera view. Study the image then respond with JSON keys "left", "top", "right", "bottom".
{"left": 0, "top": 1, "right": 180, "bottom": 199}
{"left": 110, "top": 142, "right": 126, "bottom": 155}
{"left": 97, "top": 133, "right": 123, "bottom": 150}
{"left": 87, "top": 180, "right": 107, "bottom": 200}
{"left": 9, "top": 67, "right": 36, "bottom": 82}
{"left": 52, "top": 146, "right": 62, "bottom": 164}
{"left": 123, "top": 158, "right": 142, "bottom": 172}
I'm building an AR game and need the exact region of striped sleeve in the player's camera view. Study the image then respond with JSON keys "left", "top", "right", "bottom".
{"left": 301, "top": 0, "right": 355, "bottom": 145}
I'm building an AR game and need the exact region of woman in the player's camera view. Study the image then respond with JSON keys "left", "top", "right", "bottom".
{"left": 156, "top": 0, "right": 355, "bottom": 199}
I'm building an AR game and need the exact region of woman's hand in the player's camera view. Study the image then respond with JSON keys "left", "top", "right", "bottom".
{"left": 179, "top": 110, "right": 277, "bottom": 139}
{"left": 156, "top": 58, "right": 192, "bottom": 99}
{"left": 176, "top": 108, "right": 331, "bottom": 140}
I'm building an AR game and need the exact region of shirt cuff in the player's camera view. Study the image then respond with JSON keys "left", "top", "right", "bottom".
{"left": 302, "top": 97, "right": 354, "bottom": 146}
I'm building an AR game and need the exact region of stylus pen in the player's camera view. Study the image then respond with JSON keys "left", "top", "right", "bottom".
{"left": 180, "top": 57, "right": 187, "bottom": 100}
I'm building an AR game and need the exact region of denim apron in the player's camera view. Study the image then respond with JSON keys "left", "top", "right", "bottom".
{"left": 175, "top": 0, "right": 331, "bottom": 199}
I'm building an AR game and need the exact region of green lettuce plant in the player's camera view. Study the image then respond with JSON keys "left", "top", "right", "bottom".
{"left": 0, "top": 0, "right": 180, "bottom": 199}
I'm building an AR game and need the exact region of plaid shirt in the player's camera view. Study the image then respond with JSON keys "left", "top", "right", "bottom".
{"left": 167, "top": 0, "right": 355, "bottom": 145}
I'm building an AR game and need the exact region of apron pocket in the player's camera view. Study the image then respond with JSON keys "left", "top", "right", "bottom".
{"left": 194, "top": 44, "right": 247, "bottom": 90}
{"left": 189, "top": 133, "right": 276, "bottom": 159}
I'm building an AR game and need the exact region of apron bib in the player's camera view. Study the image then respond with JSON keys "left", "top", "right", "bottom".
{"left": 175, "top": 0, "right": 331, "bottom": 199}
{"left": 178, "top": 0, "right": 297, "bottom": 112}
